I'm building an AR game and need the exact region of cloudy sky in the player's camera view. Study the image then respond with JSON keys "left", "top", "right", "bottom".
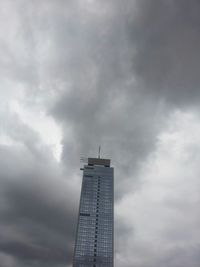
{"left": 1, "top": 0, "right": 200, "bottom": 266}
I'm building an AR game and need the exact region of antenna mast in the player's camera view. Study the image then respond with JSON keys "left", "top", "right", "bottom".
{"left": 98, "top": 146, "right": 101, "bottom": 159}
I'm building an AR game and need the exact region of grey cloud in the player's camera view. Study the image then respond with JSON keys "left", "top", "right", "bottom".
{"left": 0, "top": 141, "right": 77, "bottom": 266}
{"left": 52, "top": 88, "right": 165, "bottom": 200}
{"left": 47, "top": 1, "right": 167, "bottom": 199}
{"left": 1, "top": 0, "right": 200, "bottom": 267}
{"left": 155, "top": 245, "right": 200, "bottom": 267}
{"left": 130, "top": 0, "right": 200, "bottom": 106}
{"left": 50, "top": 0, "right": 200, "bottom": 201}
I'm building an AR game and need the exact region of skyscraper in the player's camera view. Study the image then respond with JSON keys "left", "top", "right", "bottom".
{"left": 73, "top": 157, "right": 114, "bottom": 267}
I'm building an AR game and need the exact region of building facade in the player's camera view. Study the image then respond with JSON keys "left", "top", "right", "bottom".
{"left": 73, "top": 158, "right": 114, "bottom": 267}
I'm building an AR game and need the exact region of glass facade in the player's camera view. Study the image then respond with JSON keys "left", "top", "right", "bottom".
{"left": 73, "top": 159, "right": 114, "bottom": 267}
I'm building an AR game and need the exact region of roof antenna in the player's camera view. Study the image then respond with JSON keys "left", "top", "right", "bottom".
{"left": 98, "top": 146, "right": 101, "bottom": 159}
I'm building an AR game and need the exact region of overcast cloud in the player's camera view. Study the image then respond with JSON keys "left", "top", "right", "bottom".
{"left": 0, "top": 0, "right": 200, "bottom": 266}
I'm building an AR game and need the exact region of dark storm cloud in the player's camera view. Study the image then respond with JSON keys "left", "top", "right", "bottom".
{"left": 49, "top": 1, "right": 200, "bottom": 266}
{"left": 51, "top": 0, "right": 200, "bottom": 198}
{"left": 0, "top": 137, "right": 77, "bottom": 266}
{"left": 1, "top": 0, "right": 200, "bottom": 267}
{"left": 48, "top": 0, "right": 166, "bottom": 199}
{"left": 130, "top": 0, "right": 200, "bottom": 105}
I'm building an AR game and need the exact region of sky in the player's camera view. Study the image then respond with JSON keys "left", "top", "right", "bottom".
{"left": 0, "top": 0, "right": 200, "bottom": 266}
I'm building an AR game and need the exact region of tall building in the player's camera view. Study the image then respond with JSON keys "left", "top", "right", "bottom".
{"left": 73, "top": 157, "right": 114, "bottom": 267}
